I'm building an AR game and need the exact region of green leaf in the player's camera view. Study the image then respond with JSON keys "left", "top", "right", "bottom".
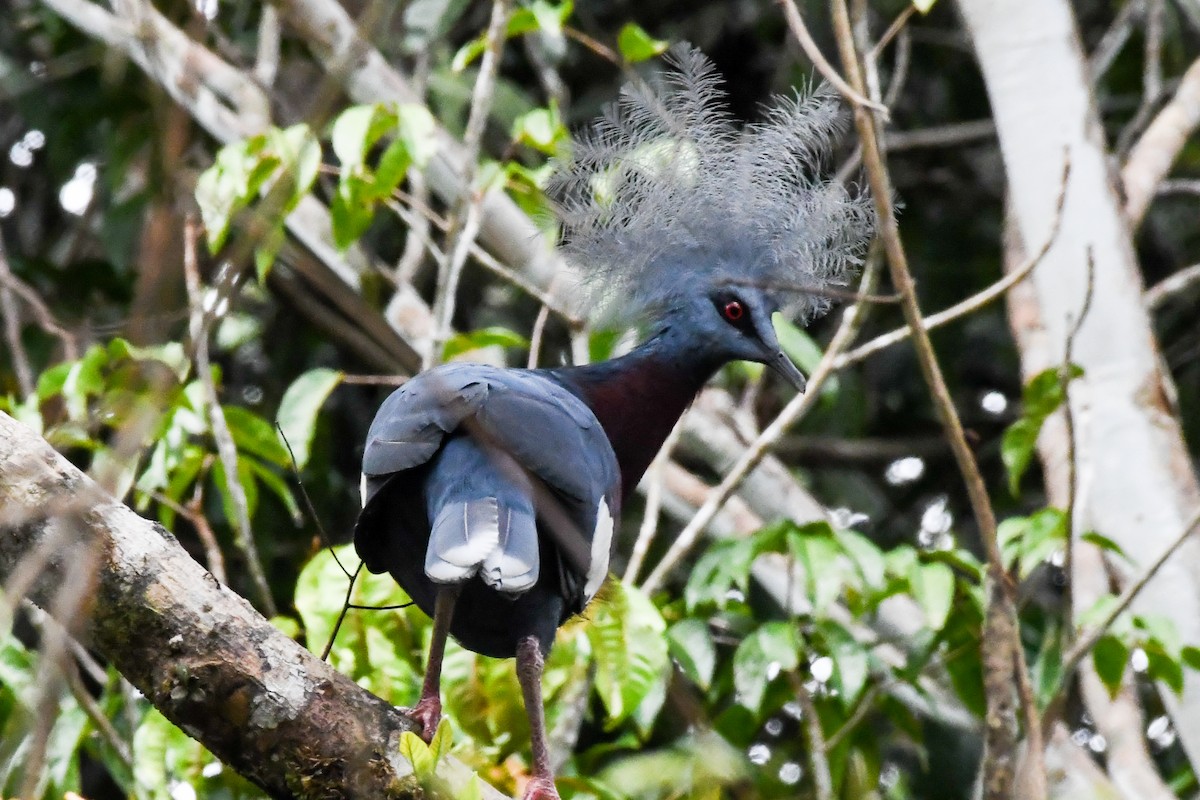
{"left": 1001, "top": 417, "right": 1041, "bottom": 496}
{"left": 512, "top": 106, "right": 565, "bottom": 154}
{"left": 733, "top": 621, "right": 799, "bottom": 714}
{"left": 1135, "top": 614, "right": 1183, "bottom": 657}
{"left": 790, "top": 530, "right": 843, "bottom": 610}
{"left": 400, "top": 730, "right": 436, "bottom": 778}
{"left": 586, "top": 580, "right": 670, "bottom": 727}
{"left": 1093, "top": 635, "right": 1128, "bottom": 697}
{"left": 1146, "top": 647, "right": 1185, "bottom": 695}
{"left": 331, "top": 104, "right": 391, "bottom": 172}
{"left": 1080, "top": 531, "right": 1130, "bottom": 562}
{"left": 837, "top": 531, "right": 886, "bottom": 589}
{"left": 667, "top": 619, "right": 716, "bottom": 690}
{"left": 821, "top": 624, "right": 869, "bottom": 707}
{"left": 428, "top": 717, "right": 453, "bottom": 763}
{"left": 276, "top": 368, "right": 343, "bottom": 470}
{"left": 1031, "top": 623, "right": 1064, "bottom": 709}
{"left": 1182, "top": 645, "right": 1200, "bottom": 672}
{"left": 1023, "top": 364, "right": 1083, "bottom": 419}
{"left": 395, "top": 104, "right": 439, "bottom": 167}
{"left": 223, "top": 405, "right": 291, "bottom": 467}
{"left": 293, "top": 545, "right": 419, "bottom": 702}
{"left": 909, "top": 561, "right": 955, "bottom": 631}
{"left": 331, "top": 176, "right": 377, "bottom": 249}
{"left": 246, "top": 457, "right": 302, "bottom": 525}
{"left": 443, "top": 326, "right": 530, "bottom": 360}
{"left": 617, "top": 22, "right": 669, "bottom": 63}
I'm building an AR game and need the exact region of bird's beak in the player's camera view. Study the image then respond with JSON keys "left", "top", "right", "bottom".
{"left": 755, "top": 312, "right": 808, "bottom": 393}
{"left": 768, "top": 350, "right": 807, "bottom": 393}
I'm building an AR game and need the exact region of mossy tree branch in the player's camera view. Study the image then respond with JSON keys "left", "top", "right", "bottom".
{"left": 0, "top": 412, "right": 507, "bottom": 800}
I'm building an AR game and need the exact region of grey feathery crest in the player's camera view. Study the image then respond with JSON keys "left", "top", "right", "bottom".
{"left": 550, "top": 45, "right": 876, "bottom": 323}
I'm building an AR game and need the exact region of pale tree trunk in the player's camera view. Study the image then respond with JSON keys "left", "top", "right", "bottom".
{"left": 958, "top": 0, "right": 1200, "bottom": 774}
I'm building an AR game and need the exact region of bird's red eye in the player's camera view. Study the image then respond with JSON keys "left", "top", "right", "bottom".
{"left": 723, "top": 301, "right": 744, "bottom": 322}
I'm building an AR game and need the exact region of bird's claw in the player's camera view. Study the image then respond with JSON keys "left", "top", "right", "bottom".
{"left": 405, "top": 696, "right": 442, "bottom": 743}
{"left": 521, "top": 776, "right": 561, "bottom": 800}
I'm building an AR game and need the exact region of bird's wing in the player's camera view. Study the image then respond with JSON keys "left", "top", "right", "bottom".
{"left": 358, "top": 364, "right": 620, "bottom": 613}
{"left": 467, "top": 370, "right": 620, "bottom": 612}
{"left": 359, "top": 363, "right": 491, "bottom": 499}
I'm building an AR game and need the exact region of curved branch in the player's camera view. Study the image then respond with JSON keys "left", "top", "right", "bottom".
{"left": 0, "top": 412, "right": 508, "bottom": 800}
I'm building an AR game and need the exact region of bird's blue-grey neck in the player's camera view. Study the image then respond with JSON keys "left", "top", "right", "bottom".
{"left": 549, "top": 322, "right": 724, "bottom": 499}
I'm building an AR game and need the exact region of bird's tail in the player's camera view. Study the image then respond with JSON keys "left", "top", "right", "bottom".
{"left": 425, "top": 497, "right": 540, "bottom": 594}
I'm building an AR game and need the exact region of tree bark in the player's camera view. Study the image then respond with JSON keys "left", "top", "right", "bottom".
{"left": 958, "top": 0, "right": 1200, "bottom": 769}
{"left": 0, "top": 412, "right": 506, "bottom": 800}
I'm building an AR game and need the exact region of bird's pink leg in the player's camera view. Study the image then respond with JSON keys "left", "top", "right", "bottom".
{"left": 408, "top": 585, "right": 460, "bottom": 742}
{"left": 516, "top": 635, "right": 561, "bottom": 800}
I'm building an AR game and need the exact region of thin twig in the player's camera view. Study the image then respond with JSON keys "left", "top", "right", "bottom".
{"left": 427, "top": 0, "right": 513, "bottom": 367}
{"left": 825, "top": 683, "right": 881, "bottom": 751}
{"left": 1060, "top": 249, "right": 1096, "bottom": 638}
{"left": 183, "top": 216, "right": 276, "bottom": 616}
{"left": 1145, "top": 262, "right": 1200, "bottom": 310}
{"left": 340, "top": 373, "right": 409, "bottom": 386}
{"left": 0, "top": 229, "right": 78, "bottom": 361}
{"left": 384, "top": 196, "right": 584, "bottom": 329}
{"left": 827, "top": 1, "right": 1043, "bottom": 795}
{"left": 886, "top": 119, "right": 996, "bottom": 152}
{"left": 0, "top": 280, "right": 32, "bottom": 397}
{"left": 1089, "top": 0, "right": 1145, "bottom": 80}
{"left": 1059, "top": 508, "right": 1200, "bottom": 687}
{"left": 322, "top": 562, "right": 365, "bottom": 661}
{"left": 1122, "top": 55, "right": 1200, "bottom": 225}
{"left": 253, "top": 5, "right": 281, "bottom": 87}
{"left": 834, "top": 156, "right": 1069, "bottom": 370}
{"left": 527, "top": 303, "right": 552, "bottom": 369}
{"left": 276, "top": 424, "right": 355, "bottom": 581}
{"left": 63, "top": 645, "right": 132, "bottom": 768}
{"left": 868, "top": 5, "right": 916, "bottom": 61}
{"left": 779, "top": 0, "right": 889, "bottom": 117}
{"left": 791, "top": 673, "right": 834, "bottom": 800}
{"left": 624, "top": 421, "right": 684, "bottom": 584}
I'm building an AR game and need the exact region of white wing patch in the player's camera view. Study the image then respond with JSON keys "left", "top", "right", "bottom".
{"left": 359, "top": 473, "right": 368, "bottom": 507}
{"left": 584, "top": 498, "right": 614, "bottom": 601}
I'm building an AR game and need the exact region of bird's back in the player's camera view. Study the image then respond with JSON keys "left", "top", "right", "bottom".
{"left": 354, "top": 363, "right": 620, "bottom": 658}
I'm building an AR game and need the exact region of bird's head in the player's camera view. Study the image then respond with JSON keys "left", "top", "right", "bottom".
{"left": 661, "top": 280, "right": 807, "bottom": 390}
{"left": 550, "top": 45, "right": 876, "bottom": 388}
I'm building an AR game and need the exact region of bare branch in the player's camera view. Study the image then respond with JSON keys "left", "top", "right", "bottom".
{"left": 778, "top": 0, "right": 889, "bottom": 116}
{"left": 1122, "top": 56, "right": 1200, "bottom": 225}
{"left": 1061, "top": 509, "right": 1200, "bottom": 683}
{"left": 827, "top": 1, "right": 1044, "bottom": 795}
{"left": 429, "top": 0, "right": 514, "bottom": 367}
{"left": 183, "top": 218, "right": 276, "bottom": 616}
{"left": 0, "top": 411, "right": 512, "bottom": 800}
{"left": 1145, "top": 262, "right": 1200, "bottom": 310}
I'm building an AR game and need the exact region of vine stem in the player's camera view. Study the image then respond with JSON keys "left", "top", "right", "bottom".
{"left": 822, "top": 1, "right": 1045, "bottom": 796}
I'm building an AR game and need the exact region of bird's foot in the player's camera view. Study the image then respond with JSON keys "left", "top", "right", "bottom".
{"left": 404, "top": 695, "right": 442, "bottom": 743}
{"left": 520, "top": 775, "right": 561, "bottom": 800}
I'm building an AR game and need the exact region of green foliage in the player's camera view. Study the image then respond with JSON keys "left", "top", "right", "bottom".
{"left": 997, "top": 507, "right": 1067, "bottom": 578}
{"left": 1002, "top": 364, "right": 1084, "bottom": 495}
{"left": 275, "top": 368, "right": 343, "bottom": 470}
{"left": 616, "top": 23, "right": 669, "bottom": 63}
{"left": 452, "top": 1, "right": 574, "bottom": 72}
{"left": 195, "top": 124, "right": 321, "bottom": 280}
{"left": 443, "top": 326, "right": 530, "bottom": 360}
{"left": 328, "top": 103, "right": 437, "bottom": 249}
{"left": 586, "top": 580, "right": 670, "bottom": 732}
